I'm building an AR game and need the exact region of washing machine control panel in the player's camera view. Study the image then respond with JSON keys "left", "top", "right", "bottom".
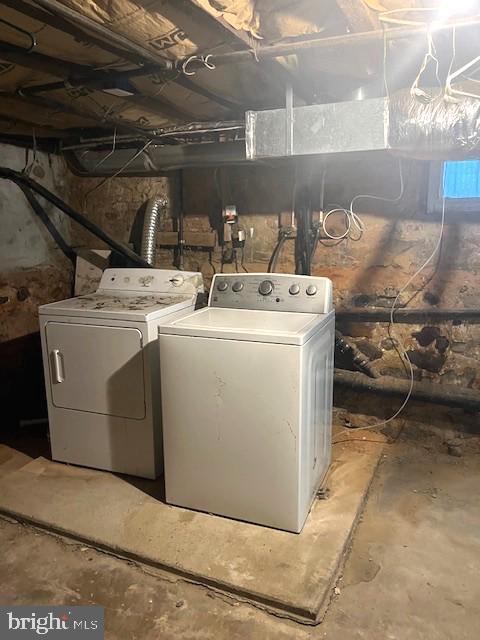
{"left": 210, "top": 274, "right": 332, "bottom": 313}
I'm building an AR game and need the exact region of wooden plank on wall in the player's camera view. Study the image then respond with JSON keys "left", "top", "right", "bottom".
{"left": 158, "top": 230, "right": 217, "bottom": 247}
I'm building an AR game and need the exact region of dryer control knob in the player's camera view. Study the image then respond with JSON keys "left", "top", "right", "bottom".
{"left": 306, "top": 284, "right": 317, "bottom": 296}
{"left": 289, "top": 283, "right": 300, "bottom": 296}
{"left": 232, "top": 281, "right": 244, "bottom": 293}
{"left": 217, "top": 280, "right": 228, "bottom": 292}
{"left": 170, "top": 275, "right": 184, "bottom": 287}
{"left": 258, "top": 280, "right": 273, "bottom": 296}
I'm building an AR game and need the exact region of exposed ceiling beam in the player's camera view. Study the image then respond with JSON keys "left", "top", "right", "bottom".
{"left": 7, "top": 0, "right": 240, "bottom": 113}
{"left": 334, "top": 0, "right": 379, "bottom": 32}
{"left": 3, "top": 91, "right": 150, "bottom": 137}
{"left": 0, "top": 112, "right": 64, "bottom": 136}
{"left": 179, "top": 18, "right": 480, "bottom": 68}
{"left": 31, "top": 0, "right": 172, "bottom": 69}
{"left": 178, "top": 0, "right": 316, "bottom": 103}
{"left": 0, "top": 132, "right": 58, "bottom": 151}
{"left": 0, "top": 41, "right": 87, "bottom": 77}
{"left": 0, "top": 42, "right": 197, "bottom": 123}
{"left": 172, "top": 76, "right": 243, "bottom": 112}
{"left": 1, "top": 0, "right": 141, "bottom": 63}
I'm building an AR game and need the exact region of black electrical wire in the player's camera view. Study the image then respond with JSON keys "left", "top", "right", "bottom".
{"left": 295, "top": 204, "right": 311, "bottom": 275}
{"left": 208, "top": 250, "right": 216, "bottom": 275}
{"left": 309, "top": 223, "right": 321, "bottom": 263}
{"left": 267, "top": 230, "right": 289, "bottom": 273}
{"left": 0, "top": 167, "right": 151, "bottom": 268}
{"left": 240, "top": 247, "right": 248, "bottom": 273}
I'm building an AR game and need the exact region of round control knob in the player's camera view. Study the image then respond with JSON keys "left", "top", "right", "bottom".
{"left": 306, "top": 284, "right": 317, "bottom": 296}
{"left": 289, "top": 283, "right": 300, "bottom": 296}
{"left": 217, "top": 280, "right": 228, "bottom": 292}
{"left": 232, "top": 281, "right": 244, "bottom": 293}
{"left": 258, "top": 280, "right": 274, "bottom": 296}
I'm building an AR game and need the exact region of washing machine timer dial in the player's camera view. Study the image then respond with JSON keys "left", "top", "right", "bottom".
{"left": 258, "top": 280, "right": 274, "bottom": 296}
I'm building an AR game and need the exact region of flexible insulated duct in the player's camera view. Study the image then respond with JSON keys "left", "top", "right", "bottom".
{"left": 140, "top": 196, "right": 167, "bottom": 266}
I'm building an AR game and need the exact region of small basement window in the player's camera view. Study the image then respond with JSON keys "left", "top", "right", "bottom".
{"left": 428, "top": 160, "right": 480, "bottom": 215}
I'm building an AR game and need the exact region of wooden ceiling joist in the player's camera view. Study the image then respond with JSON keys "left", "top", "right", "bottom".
{"left": 180, "top": 0, "right": 316, "bottom": 103}
{"left": 0, "top": 41, "right": 200, "bottom": 125}
{"left": 0, "top": 41, "right": 86, "bottom": 78}
{"left": 31, "top": 0, "right": 172, "bottom": 69}
{"left": 5, "top": 0, "right": 238, "bottom": 114}
{"left": 185, "top": 18, "right": 480, "bottom": 68}
{"left": 334, "top": 0, "right": 379, "bottom": 32}
{"left": 1, "top": 0, "right": 142, "bottom": 64}
{"left": 9, "top": 91, "right": 147, "bottom": 136}
{"left": 0, "top": 112, "right": 64, "bottom": 137}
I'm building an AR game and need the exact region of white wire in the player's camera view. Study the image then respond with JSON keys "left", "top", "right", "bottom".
{"left": 378, "top": 7, "right": 439, "bottom": 27}
{"left": 347, "top": 193, "right": 447, "bottom": 432}
{"left": 445, "top": 31, "right": 480, "bottom": 101}
{"left": 321, "top": 207, "right": 365, "bottom": 241}
{"left": 321, "top": 159, "right": 404, "bottom": 241}
{"left": 182, "top": 55, "right": 217, "bottom": 76}
{"left": 182, "top": 55, "right": 198, "bottom": 76}
{"left": 383, "top": 22, "right": 390, "bottom": 101}
{"left": 83, "top": 139, "right": 153, "bottom": 206}
{"left": 92, "top": 128, "right": 117, "bottom": 170}
{"left": 410, "top": 28, "right": 442, "bottom": 101}
{"left": 203, "top": 54, "right": 216, "bottom": 70}
{"left": 351, "top": 157, "right": 404, "bottom": 218}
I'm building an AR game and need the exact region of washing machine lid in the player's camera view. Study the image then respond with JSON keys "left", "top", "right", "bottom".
{"left": 159, "top": 307, "right": 333, "bottom": 345}
{"left": 39, "top": 291, "right": 195, "bottom": 322}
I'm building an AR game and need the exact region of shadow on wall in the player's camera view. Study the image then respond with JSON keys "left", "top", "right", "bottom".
{"left": 0, "top": 332, "right": 48, "bottom": 431}
{"left": 334, "top": 387, "right": 480, "bottom": 435}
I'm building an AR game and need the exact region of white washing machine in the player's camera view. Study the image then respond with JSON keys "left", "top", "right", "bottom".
{"left": 39, "top": 268, "right": 203, "bottom": 478}
{"left": 159, "top": 273, "right": 334, "bottom": 532}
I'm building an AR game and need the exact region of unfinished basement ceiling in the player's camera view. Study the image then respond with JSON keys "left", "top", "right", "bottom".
{"left": 1, "top": 0, "right": 470, "bottom": 146}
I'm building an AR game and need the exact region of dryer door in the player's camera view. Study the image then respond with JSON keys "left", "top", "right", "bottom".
{"left": 45, "top": 322, "right": 146, "bottom": 419}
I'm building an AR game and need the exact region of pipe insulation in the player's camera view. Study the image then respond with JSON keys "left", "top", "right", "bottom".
{"left": 140, "top": 196, "right": 168, "bottom": 266}
{"left": 334, "top": 369, "right": 480, "bottom": 412}
{"left": 0, "top": 167, "right": 151, "bottom": 268}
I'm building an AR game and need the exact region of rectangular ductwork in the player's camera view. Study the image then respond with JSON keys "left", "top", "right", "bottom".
{"left": 246, "top": 98, "right": 389, "bottom": 160}
{"left": 246, "top": 93, "right": 480, "bottom": 161}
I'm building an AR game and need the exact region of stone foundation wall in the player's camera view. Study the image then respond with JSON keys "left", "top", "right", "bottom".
{"left": 0, "top": 144, "right": 74, "bottom": 426}
{"left": 69, "top": 154, "right": 480, "bottom": 404}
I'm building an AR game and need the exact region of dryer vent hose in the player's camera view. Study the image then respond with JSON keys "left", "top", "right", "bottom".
{"left": 141, "top": 196, "right": 168, "bottom": 265}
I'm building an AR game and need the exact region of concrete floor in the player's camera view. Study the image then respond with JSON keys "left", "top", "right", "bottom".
{"left": 0, "top": 430, "right": 382, "bottom": 623}
{"left": 1, "top": 424, "right": 479, "bottom": 639}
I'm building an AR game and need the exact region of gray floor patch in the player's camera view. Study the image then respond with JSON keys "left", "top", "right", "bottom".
{"left": 0, "top": 435, "right": 382, "bottom": 623}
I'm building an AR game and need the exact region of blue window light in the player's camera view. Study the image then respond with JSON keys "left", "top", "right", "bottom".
{"left": 443, "top": 160, "right": 480, "bottom": 199}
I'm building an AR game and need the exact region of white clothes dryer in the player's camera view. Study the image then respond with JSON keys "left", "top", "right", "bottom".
{"left": 39, "top": 268, "right": 203, "bottom": 478}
